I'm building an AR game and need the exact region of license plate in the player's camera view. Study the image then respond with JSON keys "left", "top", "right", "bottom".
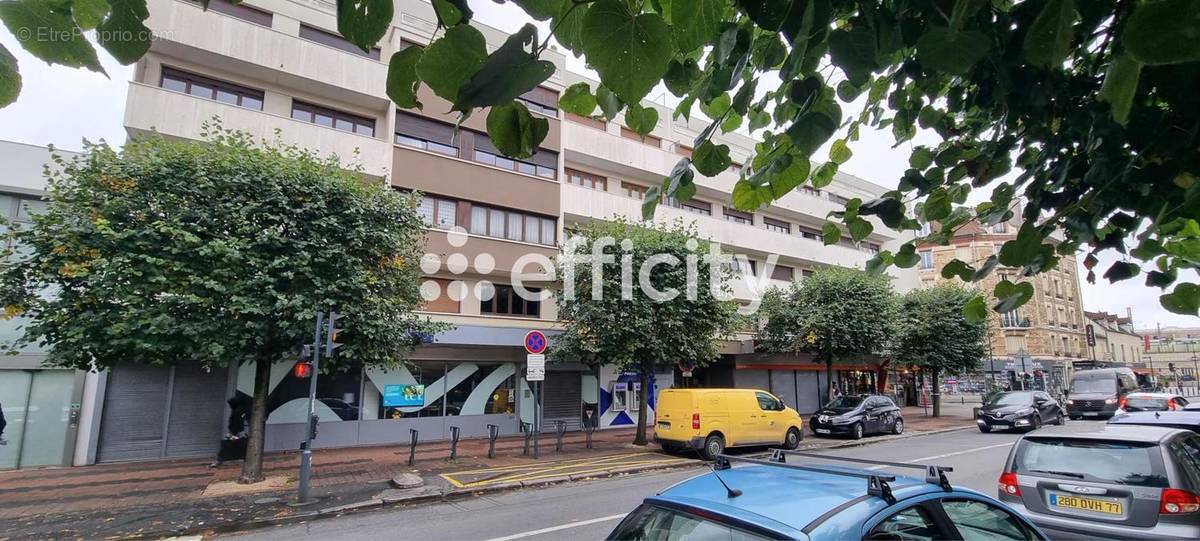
{"left": 815, "top": 429, "right": 831, "bottom": 434}
{"left": 657, "top": 422, "right": 670, "bottom": 429}
{"left": 1049, "top": 493, "right": 1123, "bottom": 515}
{"left": 1082, "top": 412, "right": 1099, "bottom": 417}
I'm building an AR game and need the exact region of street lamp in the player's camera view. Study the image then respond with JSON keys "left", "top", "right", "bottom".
{"left": 1014, "top": 348, "right": 1030, "bottom": 391}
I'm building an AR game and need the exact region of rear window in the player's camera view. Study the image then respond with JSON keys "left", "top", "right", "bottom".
{"left": 1125, "top": 397, "right": 1170, "bottom": 411}
{"left": 607, "top": 504, "right": 775, "bottom": 541}
{"left": 1013, "top": 438, "right": 1167, "bottom": 487}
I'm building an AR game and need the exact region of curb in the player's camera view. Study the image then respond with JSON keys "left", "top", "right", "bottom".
{"left": 138, "top": 424, "right": 978, "bottom": 539}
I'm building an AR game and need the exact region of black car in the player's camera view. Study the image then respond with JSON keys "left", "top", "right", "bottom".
{"left": 809, "top": 395, "right": 903, "bottom": 440}
{"left": 976, "top": 390, "right": 1064, "bottom": 432}
{"left": 1109, "top": 410, "right": 1200, "bottom": 433}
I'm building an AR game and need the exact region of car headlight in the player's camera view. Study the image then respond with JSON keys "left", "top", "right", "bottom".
{"left": 831, "top": 416, "right": 856, "bottom": 425}
{"left": 1065, "top": 399, "right": 1074, "bottom": 405}
{"left": 1105, "top": 398, "right": 1117, "bottom": 404}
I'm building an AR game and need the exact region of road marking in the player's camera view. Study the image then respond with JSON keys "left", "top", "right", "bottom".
{"left": 862, "top": 442, "right": 1015, "bottom": 470}
{"left": 483, "top": 513, "right": 626, "bottom": 541}
{"left": 441, "top": 452, "right": 692, "bottom": 488}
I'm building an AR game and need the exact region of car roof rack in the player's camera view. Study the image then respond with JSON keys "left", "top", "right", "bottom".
{"left": 714, "top": 453, "right": 900, "bottom": 505}
{"left": 771, "top": 449, "right": 954, "bottom": 492}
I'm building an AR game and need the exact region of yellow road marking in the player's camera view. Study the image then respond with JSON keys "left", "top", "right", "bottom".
{"left": 440, "top": 452, "right": 694, "bottom": 489}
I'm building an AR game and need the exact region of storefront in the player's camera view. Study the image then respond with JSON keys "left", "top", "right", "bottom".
{"left": 703, "top": 354, "right": 886, "bottom": 414}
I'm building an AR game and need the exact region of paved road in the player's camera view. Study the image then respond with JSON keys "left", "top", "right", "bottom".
{"left": 227, "top": 425, "right": 1078, "bottom": 541}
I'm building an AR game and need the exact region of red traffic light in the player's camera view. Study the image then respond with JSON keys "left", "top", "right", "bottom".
{"left": 293, "top": 361, "right": 312, "bottom": 379}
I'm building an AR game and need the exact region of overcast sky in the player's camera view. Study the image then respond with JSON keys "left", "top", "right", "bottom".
{"left": 0, "top": 4, "right": 1194, "bottom": 329}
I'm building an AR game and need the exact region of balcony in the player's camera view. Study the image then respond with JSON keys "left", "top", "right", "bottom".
{"left": 391, "top": 145, "right": 560, "bottom": 217}
{"left": 144, "top": 0, "right": 386, "bottom": 102}
{"left": 125, "top": 82, "right": 392, "bottom": 177}
{"left": 560, "top": 184, "right": 876, "bottom": 270}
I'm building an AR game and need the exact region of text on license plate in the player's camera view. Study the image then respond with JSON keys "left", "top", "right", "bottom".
{"left": 815, "top": 429, "right": 831, "bottom": 434}
{"left": 657, "top": 422, "right": 670, "bottom": 429}
{"left": 1049, "top": 493, "right": 1123, "bottom": 515}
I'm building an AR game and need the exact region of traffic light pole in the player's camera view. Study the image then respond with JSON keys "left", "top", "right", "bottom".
{"left": 298, "top": 311, "right": 323, "bottom": 503}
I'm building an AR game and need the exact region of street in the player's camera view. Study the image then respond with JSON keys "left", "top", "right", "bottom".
{"left": 227, "top": 427, "right": 1035, "bottom": 541}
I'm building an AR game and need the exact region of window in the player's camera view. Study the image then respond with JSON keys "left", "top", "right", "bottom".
{"left": 292, "top": 101, "right": 375, "bottom": 136}
{"left": 1001, "top": 309, "right": 1024, "bottom": 328}
{"left": 467, "top": 205, "right": 556, "bottom": 246}
{"left": 622, "top": 181, "right": 649, "bottom": 200}
{"left": 763, "top": 217, "right": 791, "bottom": 234}
{"left": 771, "top": 265, "right": 794, "bottom": 281}
{"left": 421, "top": 278, "right": 460, "bottom": 313}
{"left": 473, "top": 132, "right": 557, "bottom": 179}
{"left": 919, "top": 250, "right": 934, "bottom": 270}
{"left": 516, "top": 86, "right": 558, "bottom": 117}
{"left": 919, "top": 221, "right": 933, "bottom": 236}
{"left": 731, "top": 258, "right": 756, "bottom": 276}
{"left": 675, "top": 145, "right": 693, "bottom": 157}
{"left": 800, "top": 186, "right": 822, "bottom": 197}
{"left": 675, "top": 200, "right": 711, "bottom": 216}
{"left": 992, "top": 222, "right": 1008, "bottom": 234}
{"left": 299, "top": 24, "right": 381, "bottom": 60}
{"left": 939, "top": 499, "right": 1037, "bottom": 540}
{"left": 755, "top": 392, "right": 780, "bottom": 411}
{"left": 1013, "top": 437, "right": 1168, "bottom": 487}
{"left": 417, "top": 195, "right": 457, "bottom": 229}
{"left": 630, "top": 382, "right": 643, "bottom": 412}
{"left": 566, "top": 112, "right": 605, "bottom": 130}
{"left": 395, "top": 112, "right": 458, "bottom": 156}
{"left": 444, "top": 363, "right": 517, "bottom": 415}
{"left": 798, "top": 226, "right": 821, "bottom": 241}
{"left": 480, "top": 285, "right": 542, "bottom": 317}
{"left": 828, "top": 193, "right": 851, "bottom": 205}
{"left": 611, "top": 382, "right": 628, "bottom": 411}
{"left": 863, "top": 243, "right": 881, "bottom": 254}
{"left": 866, "top": 506, "right": 941, "bottom": 541}
{"left": 159, "top": 67, "right": 264, "bottom": 111}
{"left": 724, "top": 208, "right": 753, "bottom": 225}
{"left": 609, "top": 505, "right": 772, "bottom": 541}
{"left": 1, "top": 194, "right": 45, "bottom": 261}
{"left": 729, "top": 162, "right": 744, "bottom": 175}
{"left": 199, "top": 0, "right": 272, "bottom": 26}
{"left": 565, "top": 168, "right": 607, "bottom": 191}
{"left": 620, "top": 127, "right": 662, "bottom": 147}
{"left": 1170, "top": 436, "right": 1200, "bottom": 489}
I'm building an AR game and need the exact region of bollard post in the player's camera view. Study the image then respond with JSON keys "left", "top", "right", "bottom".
{"left": 522, "top": 422, "right": 532, "bottom": 456}
{"left": 486, "top": 424, "right": 499, "bottom": 459}
{"left": 408, "top": 428, "right": 418, "bottom": 466}
{"left": 586, "top": 422, "right": 595, "bottom": 449}
{"left": 449, "top": 426, "right": 460, "bottom": 461}
{"left": 555, "top": 420, "right": 565, "bottom": 452}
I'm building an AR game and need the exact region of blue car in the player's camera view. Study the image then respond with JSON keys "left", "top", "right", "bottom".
{"left": 607, "top": 450, "right": 1047, "bottom": 540}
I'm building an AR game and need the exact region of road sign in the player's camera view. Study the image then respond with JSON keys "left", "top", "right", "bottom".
{"left": 524, "top": 330, "right": 548, "bottom": 354}
{"left": 1085, "top": 324, "right": 1096, "bottom": 347}
{"left": 527, "top": 353, "right": 546, "bottom": 382}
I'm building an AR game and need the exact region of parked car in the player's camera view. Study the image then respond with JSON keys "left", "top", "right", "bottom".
{"left": 653, "top": 388, "right": 803, "bottom": 460}
{"left": 998, "top": 424, "right": 1200, "bottom": 540}
{"left": 976, "top": 391, "right": 1065, "bottom": 433}
{"left": 607, "top": 450, "right": 1046, "bottom": 540}
{"left": 1065, "top": 367, "right": 1139, "bottom": 419}
{"left": 809, "top": 395, "right": 903, "bottom": 440}
{"left": 1109, "top": 410, "right": 1200, "bottom": 434}
{"left": 1118, "top": 392, "right": 1190, "bottom": 413}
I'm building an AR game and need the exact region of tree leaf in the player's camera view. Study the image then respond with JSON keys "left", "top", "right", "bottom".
{"left": 909, "top": 147, "right": 934, "bottom": 169}
{"left": 416, "top": 25, "right": 487, "bottom": 103}
{"left": 0, "top": 0, "right": 105, "bottom": 73}
{"left": 748, "top": 109, "right": 771, "bottom": 131}
{"left": 664, "top": 58, "right": 702, "bottom": 97}
{"left": 865, "top": 250, "right": 894, "bottom": 275}
{"left": 941, "top": 259, "right": 975, "bottom": 281}
{"left": 580, "top": 0, "right": 673, "bottom": 103}
{"left": 1098, "top": 54, "right": 1142, "bottom": 125}
{"left": 998, "top": 223, "right": 1045, "bottom": 267}
{"left": 922, "top": 188, "right": 951, "bottom": 221}
{"left": 916, "top": 27, "right": 990, "bottom": 75}
{"left": 624, "top": 102, "right": 659, "bottom": 139}
{"left": 769, "top": 155, "right": 810, "bottom": 198}
{"left": 693, "top": 141, "right": 732, "bottom": 176}
{"left": 993, "top": 280, "right": 1034, "bottom": 313}
{"left": 1023, "top": 0, "right": 1077, "bottom": 68}
{"left": 962, "top": 295, "right": 988, "bottom": 323}
{"left": 737, "top": 0, "right": 795, "bottom": 31}
{"left": 1123, "top": 0, "right": 1200, "bottom": 65}
{"left": 847, "top": 217, "right": 874, "bottom": 243}
{"left": 672, "top": 0, "right": 727, "bottom": 53}
{"left": 641, "top": 183, "right": 662, "bottom": 220}
{"left": 821, "top": 222, "right": 841, "bottom": 245}
{"left": 486, "top": 101, "right": 549, "bottom": 159}
{"left": 810, "top": 161, "right": 837, "bottom": 188}
{"left": 94, "top": 0, "right": 151, "bottom": 64}
{"left": 595, "top": 85, "right": 623, "bottom": 121}
{"left": 73, "top": 0, "right": 109, "bottom": 30}
{"left": 828, "top": 27, "right": 878, "bottom": 81}
{"left": 512, "top": 0, "right": 560, "bottom": 21}
{"left": 828, "top": 139, "right": 852, "bottom": 165}
{"left": 0, "top": 43, "right": 18, "bottom": 108}
{"left": 559, "top": 82, "right": 597, "bottom": 116}
{"left": 337, "top": 0, "right": 393, "bottom": 52}
{"left": 731, "top": 179, "right": 771, "bottom": 211}
{"left": 551, "top": 0, "right": 589, "bottom": 54}
{"left": 385, "top": 47, "right": 423, "bottom": 109}
{"left": 859, "top": 197, "right": 905, "bottom": 229}
{"left": 1102, "top": 261, "right": 1140, "bottom": 283}
{"left": 455, "top": 24, "right": 555, "bottom": 111}
{"left": 893, "top": 243, "right": 920, "bottom": 268}
{"left": 665, "top": 158, "right": 695, "bottom": 200}
{"left": 1160, "top": 283, "right": 1200, "bottom": 316}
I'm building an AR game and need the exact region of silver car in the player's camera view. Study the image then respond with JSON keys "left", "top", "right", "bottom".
{"left": 998, "top": 424, "right": 1200, "bottom": 540}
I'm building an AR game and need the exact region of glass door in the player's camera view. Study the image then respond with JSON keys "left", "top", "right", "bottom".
{"left": 0, "top": 370, "right": 75, "bottom": 469}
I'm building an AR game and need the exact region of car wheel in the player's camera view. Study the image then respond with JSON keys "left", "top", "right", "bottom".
{"left": 979, "top": 423, "right": 992, "bottom": 433}
{"left": 783, "top": 428, "right": 802, "bottom": 449}
{"left": 1054, "top": 410, "right": 1065, "bottom": 425}
{"left": 701, "top": 434, "right": 725, "bottom": 460}
{"left": 1028, "top": 415, "right": 1042, "bottom": 431}
{"left": 1069, "top": 415, "right": 1081, "bottom": 421}
{"left": 851, "top": 423, "right": 864, "bottom": 440}
{"left": 892, "top": 418, "right": 904, "bottom": 435}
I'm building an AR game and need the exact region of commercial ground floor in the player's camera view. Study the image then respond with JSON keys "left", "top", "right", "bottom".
{"left": 675, "top": 354, "right": 887, "bottom": 414}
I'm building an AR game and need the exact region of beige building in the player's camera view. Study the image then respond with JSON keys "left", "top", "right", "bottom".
{"left": 1084, "top": 310, "right": 1144, "bottom": 365}
{"left": 917, "top": 217, "right": 1087, "bottom": 392}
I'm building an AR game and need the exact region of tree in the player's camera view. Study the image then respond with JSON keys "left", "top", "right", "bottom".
{"left": 551, "top": 219, "right": 739, "bottom": 445}
{"left": 2, "top": 0, "right": 1197, "bottom": 316}
{"left": 757, "top": 267, "right": 896, "bottom": 404}
{"left": 894, "top": 283, "right": 988, "bottom": 417}
{"left": 0, "top": 127, "right": 443, "bottom": 483}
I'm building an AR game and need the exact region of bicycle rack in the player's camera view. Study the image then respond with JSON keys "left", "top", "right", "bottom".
{"left": 585, "top": 422, "right": 595, "bottom": 449}
{"left": 407, "top": 428, "right": 419, "bottom": 466}
{"left": 554, "top": 420, "right": 566, "bottom": 452}
{"left": 449, "top": 426, "right": 460, "bottom": 461}
{"left": 486, "top": 424, "right": 500, "bottom": 459}
{"left": 521, "top": 422, "right": 533, "bottom": 456}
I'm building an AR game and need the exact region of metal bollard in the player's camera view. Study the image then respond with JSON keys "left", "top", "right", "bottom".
{"left": 408, "top": 428, "right": 419, "bottom": 466}
{"left": 521, "top": 422, "right": 532, "bottom": 456}
{"left": 449, "top": 426, "right": 461, "bottom": 461}
{"left": 586, "top": 422, "right": 595, "bottom": 449}
{"left": 486, "top": 424, "right": 499, "bottom": 459}
{"left": 555, "top": 420, "right": 566, "bottom": 452}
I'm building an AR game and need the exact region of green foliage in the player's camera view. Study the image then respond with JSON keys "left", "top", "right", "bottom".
{"left": 385, "top": 47, "right": 423, "bottom": 109}
{"left": 895, "top": 283, "right": 987, "bottom": 376}
{"left": 338, "top": 0, "right": 394, "bottom": 51}
{"left": 580, "top": 0, "right": 673, "bottom": 104}
{"left": 558, "top": 82, "right": 597, "bottom": 116}
{"left": 485, "top": 101, "right": 549, "bottom": 159}
{"left": 0, "top": 0, "right": 104, "bottom": 75}
{"left": 96, "top": 0, "right": 152, "bottom": 64}
{"left": 0, "top": 126, "right": 444, "bottom": 372}
{"left": 455, "top": 24, "right": 554, "bottom": 111}
{"left": 624, "top": 101, "right": 659, "bottom": 140}
{"left": 415, "top": 24, "right": 486, "bottom": 103}
{"left": 0, "top": 44, "right": 17, "bottom": 107}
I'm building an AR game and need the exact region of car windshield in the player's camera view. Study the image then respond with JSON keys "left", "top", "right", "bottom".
{"left": 1125, "top": 397, "right": 1170, "bottom": 411}
{"left": 986, "top": 392, "right": 1033, "bottom": 407}
{"left": 1013, "top": 438, "right": 1167, "bottom": 487}
{"left": 1070, "top": 377, "right": 1116, "bottom": 394}
{"left": 825, "top": 396, "right": 864, "bottom": 411}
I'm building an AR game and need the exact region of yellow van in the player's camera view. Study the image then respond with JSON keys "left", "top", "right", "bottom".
{"left": 653, "top": 388, "right": 804, "bottom": 459}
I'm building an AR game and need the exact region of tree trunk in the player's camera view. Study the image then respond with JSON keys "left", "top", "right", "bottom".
{"left": 239, "top": 357, "right": 272, "bottom": 484}
{"left": 931, "top": 369, "right": 941, "bottom": 418}
{"left": 825, "top": 358, "right": 834, "bottom": 405}
{"left": 633, "top": 372, "right": 650, "bottom": 446}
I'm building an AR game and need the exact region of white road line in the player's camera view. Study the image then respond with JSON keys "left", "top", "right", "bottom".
{"left": 484, "top": 514, "right": 627, "bottom": 541}
{"left": 864, "top": 442, "right": 1016, "bottom": 470}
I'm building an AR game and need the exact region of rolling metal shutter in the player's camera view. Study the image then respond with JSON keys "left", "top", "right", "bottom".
{"left": 540, "top": 371, "right": 582, "bottom": 431}
{"left": 98, "top": 365, "right": 227, "bottom": 462}
{"left": 165, "top": 364, "right": 227, "bottom": 457}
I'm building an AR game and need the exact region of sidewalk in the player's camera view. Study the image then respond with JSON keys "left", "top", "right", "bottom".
{"left": 0, "top": 411, "right": 977, "bottom": 540}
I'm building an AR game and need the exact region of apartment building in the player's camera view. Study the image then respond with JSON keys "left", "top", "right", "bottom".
{"left": 916, "top": 216, "right": 1087, "bottom": 393}
{"left": 1084, "top": 310, "right": 1144, "bottom": 365}
{"left": 89, "top": 0, "right": 919, "bottom": 462}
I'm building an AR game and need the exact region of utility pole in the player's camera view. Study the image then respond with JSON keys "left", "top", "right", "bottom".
{"left": 297, "top": 311, "right": 323, "bottom": 503}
